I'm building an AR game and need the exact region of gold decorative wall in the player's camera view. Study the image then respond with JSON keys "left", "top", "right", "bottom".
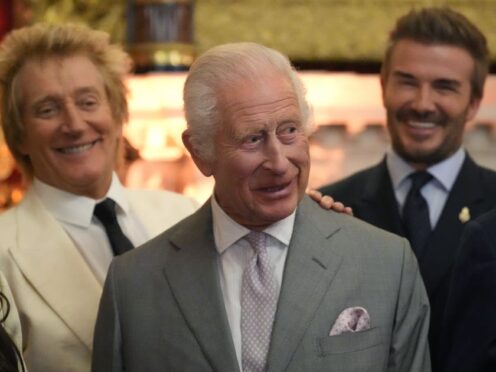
{"left": 31, "top": 0, "right": 496, "bottom": 62}
{"left": 1, "top": 0, "right": 494, "bottom": 205}
{"left": 30, "top": 0, "right": 125, "bottom": 39}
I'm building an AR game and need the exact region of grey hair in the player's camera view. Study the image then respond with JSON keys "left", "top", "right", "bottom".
{"left": 183, "top": 42, "right": 312, "bottom": 162}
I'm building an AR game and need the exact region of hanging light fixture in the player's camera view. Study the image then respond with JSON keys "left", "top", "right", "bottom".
{"left": 126, "top": 0, "right": 195, "bottom": 72}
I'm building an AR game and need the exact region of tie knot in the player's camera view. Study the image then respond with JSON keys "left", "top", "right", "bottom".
{"left": 409, "top": 171, "right": 432, "bottom": 193}
{"left": 245, "top": 231, "right": 266, "bottom": 254}
{"left": 94, "top": 198, "right": 118, "bottom": 225}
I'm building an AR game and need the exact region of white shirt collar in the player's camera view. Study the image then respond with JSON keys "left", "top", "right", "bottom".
{"left": 32, "top": 173, "right": 129, "bottom": 228}
{"left": 211, "top": 196, "right": 296, "bottom": 255}
{"left": 386, "top": 147, "right": 465, "bottom": 192}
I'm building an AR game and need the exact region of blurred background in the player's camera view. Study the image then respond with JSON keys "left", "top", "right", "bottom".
{"left": 1, "top": 0, "right": 495, "bottom": 208}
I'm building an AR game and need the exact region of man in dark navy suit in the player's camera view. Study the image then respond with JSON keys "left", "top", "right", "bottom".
{"left": 442, "top": 209, "right": 496, "bottom": 371}
{"left": 319, "top": 7, "right": 496, "bottom": 371}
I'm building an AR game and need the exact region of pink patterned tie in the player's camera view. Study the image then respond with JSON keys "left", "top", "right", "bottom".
{"left": 241, "top": 231, "right": 278, "bottom": 372}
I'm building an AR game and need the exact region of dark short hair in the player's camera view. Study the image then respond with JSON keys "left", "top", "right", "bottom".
{"left": 381, "top": 7, "right": 489, "bottom": 100}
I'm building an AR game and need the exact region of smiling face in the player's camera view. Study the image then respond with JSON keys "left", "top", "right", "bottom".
{"left": 189, "top": 73, "right": 310, "bottom": 230}
{"left": 17, "top": 54, "right": 121, "bottom": 198}
{"left": 382, "top": 39, "right": 481, "bottom": 169}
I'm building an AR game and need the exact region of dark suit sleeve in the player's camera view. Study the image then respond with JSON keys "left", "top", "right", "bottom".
{"left": 318, "top": 177, "right": 362, "bottom": 210}
{"left": 388, "top": 239, "right": 431, "bottom": 372}
{"left": 442, "top": 219, "right": 496, "bottom": 372}
{"left": 92, "top": 262, "right": 123, "bottom": 372}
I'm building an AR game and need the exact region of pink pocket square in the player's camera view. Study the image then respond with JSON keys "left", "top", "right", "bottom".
{"left": 329, "top": 306, "right": 371, "bottom": 336}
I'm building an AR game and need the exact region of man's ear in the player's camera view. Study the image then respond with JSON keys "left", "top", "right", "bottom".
{"left": 466, "top": 96, "right": 482, "bottom": 122}
{"left": 182, "top": 130, "right": 213, "bottom": 177}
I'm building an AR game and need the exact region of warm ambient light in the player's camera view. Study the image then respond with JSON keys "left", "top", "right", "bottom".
{"left": 124, "top": 72, "right": 388, "bottom": 163}
{"left": 123, "top": 71, "right": 496, "bottom": 203}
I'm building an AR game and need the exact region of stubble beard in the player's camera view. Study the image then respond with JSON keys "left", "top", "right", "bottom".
{"left": 387, "top": 109, "right": 467, "bottom": 168}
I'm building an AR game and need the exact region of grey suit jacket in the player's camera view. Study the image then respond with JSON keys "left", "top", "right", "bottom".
{"left": 0, "top": 187, "right": 197, "bottom": 372}
{"left": 92, "top": 196, "right": 431, "bottom": 372}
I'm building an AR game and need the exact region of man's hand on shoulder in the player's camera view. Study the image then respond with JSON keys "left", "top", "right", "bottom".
{"left": 307, "top": 190, "right": 353, "bottom": 216}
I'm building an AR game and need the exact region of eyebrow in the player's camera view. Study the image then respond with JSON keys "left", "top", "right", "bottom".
{"left": 74, "top": 86, "right": 101, "bottom": 96}
{"left": 392, "top": 71, "right": 417, "bottom": 80}
{"left": 392, "top": 70, "right": 462, "bottom": 88}
{"left": 29, "top": 95, "right": 60, "bottom": 111}
{"left": 31, "top": 87, "right": 101, "bottom": 106}
{"left": 432, "top": 78, "right": 462, "bottom": 89}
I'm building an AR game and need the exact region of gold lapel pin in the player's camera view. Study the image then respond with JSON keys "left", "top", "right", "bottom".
{"left": 458, "top": 207, "right": 471, "bottom": 223}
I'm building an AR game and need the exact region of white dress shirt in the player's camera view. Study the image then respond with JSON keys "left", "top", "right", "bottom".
{"left": 211, "top": 196, "right": 295, "bottom": 371}
{"left": 386, "top": 147, "right": 465, "bottom": 228}
{"left": 32, "top": 173, "right": 149, "bottom": 283}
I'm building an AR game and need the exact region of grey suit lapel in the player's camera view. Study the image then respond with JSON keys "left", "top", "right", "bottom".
{"left": 268, "top": 196, "right": 344, "bottom": 372}
{"left": 163, "top": 201, "right": 240, "bottom": 372}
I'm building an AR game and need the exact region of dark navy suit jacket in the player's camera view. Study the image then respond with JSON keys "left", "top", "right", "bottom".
{"left": 442, "top": 209, "right": 496, "bottom": 372}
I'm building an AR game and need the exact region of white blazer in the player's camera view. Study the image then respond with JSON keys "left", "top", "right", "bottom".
{"left": 0, "top": 188, "right": 197, "bottom": 372}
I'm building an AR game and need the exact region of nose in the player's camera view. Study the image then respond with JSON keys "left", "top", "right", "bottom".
{"left": 263, "top": 136, "right": 290, "bottom": 174}
{"left": 411, "top": 85, "right": 436, "bottom": 113}
{"left": 61, "top": 103, "right": 86, "bottom": 133}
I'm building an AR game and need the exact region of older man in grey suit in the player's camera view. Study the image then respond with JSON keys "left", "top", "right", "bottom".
{"left": 92, "top": 42, "right": 431, "bottom": 372}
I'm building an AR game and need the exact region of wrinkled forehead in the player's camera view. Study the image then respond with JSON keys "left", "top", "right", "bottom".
{"left": 218, "top": 74, "right": 300, "bottom": 128}
{"left": 219, "top": 71, "right": 296, "bottom": 107}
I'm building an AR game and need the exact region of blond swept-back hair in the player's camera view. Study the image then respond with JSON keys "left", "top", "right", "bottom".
{"left": 183, "top": 42, "right": 312, "bottom": 162}
{"left": 0, "top": 23, "right": 131, "bottom": 178}
{"left": 381, "top": 7, "right": 489, "bottom": 100}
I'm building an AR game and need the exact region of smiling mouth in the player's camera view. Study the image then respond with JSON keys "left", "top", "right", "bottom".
{"left": 259, "top": 181, "right": 291, "bottom": 193}
{"left": 57, "top": 139, "right": 99, "bottom": 154}
{"left": 407, "top": 121, "right": 437, "bottom": 129}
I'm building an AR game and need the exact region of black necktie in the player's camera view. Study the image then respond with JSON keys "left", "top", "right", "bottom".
{"left": 403, "top": 171, "right": 433, "bottom": 257}
{"left": 93, "top": 198, "right": 134, "bottom": 256}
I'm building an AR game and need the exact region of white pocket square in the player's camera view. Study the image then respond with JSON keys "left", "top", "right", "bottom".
{"left": 329, "top": 306, "right": 371, "bottom": 336}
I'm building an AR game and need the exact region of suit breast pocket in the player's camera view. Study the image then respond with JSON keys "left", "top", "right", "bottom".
{"left": 316, "top": 327, "right": 385, "bottom": 356}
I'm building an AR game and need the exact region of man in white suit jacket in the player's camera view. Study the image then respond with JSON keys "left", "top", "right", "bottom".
{"left": 93, "top": 42, "right": 431, "bottom": 371}
{"left": 0, "top": 24, "right": 197, "bottom": 371}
